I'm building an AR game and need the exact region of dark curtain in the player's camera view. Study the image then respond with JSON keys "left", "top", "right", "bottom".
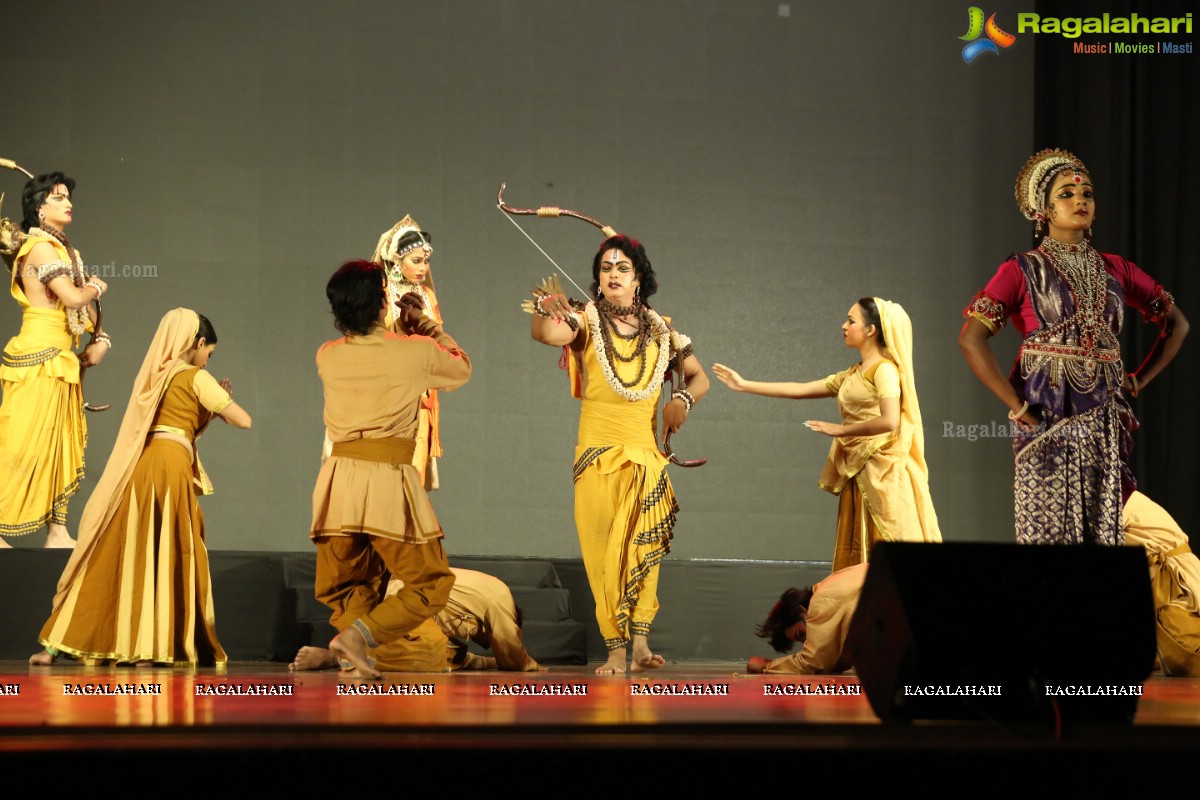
{"left": 1035, "top": 0, "right": 1199, "bottom": 534}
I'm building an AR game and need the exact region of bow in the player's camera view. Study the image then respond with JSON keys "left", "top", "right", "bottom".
{"left": 2, "top": 156, "right": 110, "bottom": 411}
{"left": 497, "top": 183, "right": 705, "bottom": 468}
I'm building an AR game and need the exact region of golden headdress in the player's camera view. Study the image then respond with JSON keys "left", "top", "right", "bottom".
{"left": 1014, "top": 148, "right": 1088, "bottom": 221}
{"left": 370, "top": 214, "right": 434, "bottom": 290}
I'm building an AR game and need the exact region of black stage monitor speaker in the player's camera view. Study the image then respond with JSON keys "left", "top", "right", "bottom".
{"left": 845, "top": 542, "right": 1155, "bottom": 724}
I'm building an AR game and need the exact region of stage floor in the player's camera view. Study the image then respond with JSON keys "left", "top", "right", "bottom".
{"left": 5, "top": 662, "right": 1200, "bottom": 789}
{"left": 3, "top": 661, "right": 1199, "bottom": 734}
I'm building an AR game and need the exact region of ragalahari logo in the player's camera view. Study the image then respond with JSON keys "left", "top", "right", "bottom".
{"left": 960, "top": 7, "right": 1017, "bottom": 62}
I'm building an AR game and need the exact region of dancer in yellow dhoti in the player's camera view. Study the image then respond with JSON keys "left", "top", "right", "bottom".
{"left": 1, "top": 171, "right": 110, "bottom": 548}
{"left": 530, "top": 234, "right": 708, "bottom": 674}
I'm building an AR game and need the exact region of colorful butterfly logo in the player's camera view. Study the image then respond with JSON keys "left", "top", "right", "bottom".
{"left": 960, "top": 7, "right": 1016, "bottom": 63}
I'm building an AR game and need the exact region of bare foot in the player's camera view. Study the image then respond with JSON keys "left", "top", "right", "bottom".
{"left": 330, "top": 626, "right": 382, "bottom": 680}
{"left": 44, "top": 524, "right": 75, "bottom": 549}
{"left": 630, "top": 634, "right": 665, "bottom": 673}
{"left": 595, "top": 648, "right": 627, "bottom": 675}
{"left": 135, "top": 660, "right": 153, "bottom": 668}
{"left": 29, "top": 649, "right": 55, "bottom": 666}
{"left": 290, "top": 646, "right": 338, "bottom": 672}
{"left": 0, "top": 537, "right": 12, "bottom": 549}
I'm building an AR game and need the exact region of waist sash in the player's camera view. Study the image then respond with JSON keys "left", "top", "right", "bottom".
{"left": 331, "top": 437, "right": 416, "bottom": 465}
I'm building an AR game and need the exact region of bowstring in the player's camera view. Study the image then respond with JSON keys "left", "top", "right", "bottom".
{"left": 498, "top": 209, "right": 591, "bottom": 298}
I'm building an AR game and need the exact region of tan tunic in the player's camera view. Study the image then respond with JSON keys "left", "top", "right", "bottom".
{"left": 437, "top": 568, "right": 539, "bottom": 670}
{"left": 310, "top": 325, "right": 470, "bottom": 543}
{"left": 1123, "top": 491, "right": 1200, "bottom": 676}
{"left": 765, "top": 563, "right": 867, "bottom": 675}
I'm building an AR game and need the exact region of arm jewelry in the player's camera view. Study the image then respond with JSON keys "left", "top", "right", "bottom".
{"left": 522, "top": 274, "right": 580, "bottom": 331}
{"left": 671, "top": 388, "right": 695, "bottom": 413}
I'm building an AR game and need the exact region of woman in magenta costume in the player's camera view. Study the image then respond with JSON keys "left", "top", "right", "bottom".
{"left": 959, "top": 149, "right": 1188, "bottom": 545}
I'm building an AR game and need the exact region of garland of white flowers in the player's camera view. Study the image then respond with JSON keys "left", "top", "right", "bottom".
{"left": 586, "top": 302, "right": 671, "bottom": 402}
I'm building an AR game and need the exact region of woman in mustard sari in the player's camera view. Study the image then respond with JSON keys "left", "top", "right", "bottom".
{"left": 31, "top": 309, "right": 251, "bottom": 666}
{"left": 714, "top": 298, "right": 941, "bottom": 570}
{"left": 0, "top": 172, "right": 109, "bottom": 548}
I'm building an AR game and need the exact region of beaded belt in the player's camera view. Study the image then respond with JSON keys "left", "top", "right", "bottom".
{"left": 1019, "top": 342, "right": 1121, "bottom": 392}
{"left": 1019, "top": 341, "right": 1120, "bottom": 365}
{"left": 330, "top": 437, "right": 416, "bottom": 465}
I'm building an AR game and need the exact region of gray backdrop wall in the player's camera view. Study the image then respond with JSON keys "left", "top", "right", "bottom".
{"left": 2, "top": 0, "right": 1039, "bottom": 558}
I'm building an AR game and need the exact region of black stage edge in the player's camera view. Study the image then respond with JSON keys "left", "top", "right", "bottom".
{"left": 4, "top": 723, "right": 1200, "bottom": 791}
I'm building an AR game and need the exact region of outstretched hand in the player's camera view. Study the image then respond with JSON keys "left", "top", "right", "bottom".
{"left": 711, "top": 363, "right": 747, "bottom": 392}
{"left": 746, "top": 656, "right": 770, "bottom": 674}
{"left": 804, "top": 420, "right": 844, "bottom": 437}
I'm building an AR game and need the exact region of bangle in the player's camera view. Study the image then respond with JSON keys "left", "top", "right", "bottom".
{"left": 671, "top": 389, "right": 694, "bottom": 413}
{"left": 1007, "top": 401, "right": 1029, "bottom": 421}
{"left": 533, "top": 295, "right": 552, "bottom": 318}
{"left": 88, "top": 281, "right": 103, "bottom": 300}
{"left": 94, "top": 332, "right": 112, "bottom": 349}
{"left": 1127, "top": 373, "right": 1140, "bottom": 398}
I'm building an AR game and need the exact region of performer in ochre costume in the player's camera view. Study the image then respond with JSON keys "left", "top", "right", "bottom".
{"left": 32, "top": 309, "right": 251, "bottom": 666}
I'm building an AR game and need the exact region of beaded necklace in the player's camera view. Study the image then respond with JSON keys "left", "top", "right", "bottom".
{"left": 587, "top": 302, "right": 670, "bottom": 401}
{"left": 1037, "top": 237, "right": 1112, "bottom": 348}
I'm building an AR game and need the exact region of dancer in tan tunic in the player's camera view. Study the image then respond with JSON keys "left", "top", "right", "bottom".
{"left": 290, "top": 567, "right": 542, "bottom": 673}
{"left": 1123, "top": 492, "right": 1200, "bottom": 677}
{"left": 311, "top": 260, "right": 470, "bottom": 678}
{"left": 747, "top": 563, "right": 867, "bottom": 675}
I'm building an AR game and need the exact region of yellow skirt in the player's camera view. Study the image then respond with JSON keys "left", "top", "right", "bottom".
{"left": 39, "top": 439, "right": 226, "bottom": 666}
{"left": 0, "top": 345, "right": 86, "bottom": 536}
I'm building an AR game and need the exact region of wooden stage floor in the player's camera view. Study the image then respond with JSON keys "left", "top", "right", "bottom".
{"left": 2, "top": 662, "right": 1200, "bottom": 796}
{"left": 4, "top": 661, "right": 1200, "bottom": 787}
